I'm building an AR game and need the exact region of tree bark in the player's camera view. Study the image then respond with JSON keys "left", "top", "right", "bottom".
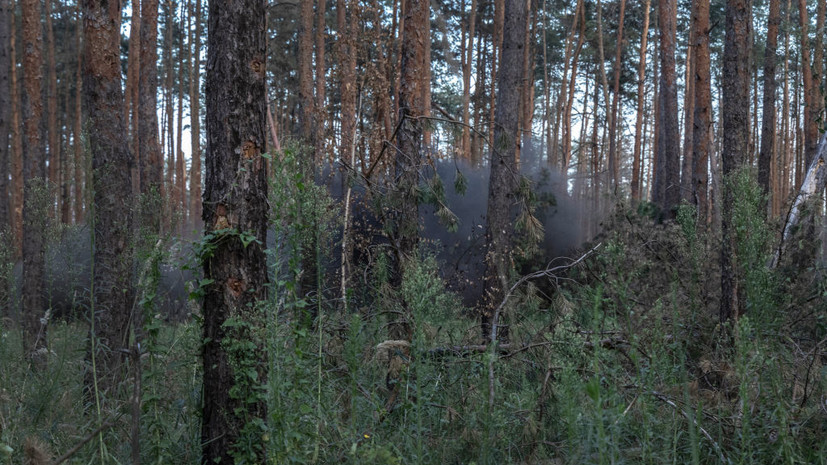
{"left": 798, "top": 0, "right": 819, "bottom": 168}
{"left": 0, "top": 0, "right": 9, "bottom": 231}
{"left": 759, "top": 0, "right": 780, "bottom": 215}
{"left": 189, "top": 0, "right": 202, "bottom": 229}
{"left": 175, "top": 4, "right": 187, "bottom": 233}
{"left": 680, "top": 22, "right": 695, "bottom": 202}
{"left": 73, "top": 3, "right": 84, "bottom": 224}
{"left": 461, "top": 0, "right": 477, "bottom": 161}
{"left": 721, "top": 0, "right": 751, "bottom": 323}
{"left": 481, "top": 0, "right": 525, "bottom": 342}
{"left": 201, "top": 0, "right": 269, "bottom": 460}
{"left": 692, "top": 0, "right": 711, "bottom": 225}
{"left": 653, "top": 0, "right": 680, "bottom": 217}
{"left": 298, "top": 0, "right": 314, "bottom": 144}
{"left": 139, "top": 0, "right": 162, "bottom": 231}
{"left": 83, "top": 0, "right": 135, "bottom": 386}
{"left": 21, "top": 0, "right": 47, "bottom": 359}
{"left": 314, "top": 0, "right": 327, "bottom": 161}
{"left": 631, "top": 0, "right": 651, "bottom": 201}
{"left": 45, "top": 0, "right": 60, "bottom": 220}
{"left": 10, "top": 4, "right": 22, "bottom": 249}
{"left": 608, "top": 0, "right": 627, "bottom": 194}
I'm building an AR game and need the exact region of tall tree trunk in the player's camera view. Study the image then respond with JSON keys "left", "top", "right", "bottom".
{"left": 461, "top": 0, "right": 477, "bottom": 161}
{"left": 759, "top": 0, "right": 780, "bottom": 215}
{"left": 681, "top": 23, "right": 695, "bottom": 202}
{"left": 489, "top": 0, "right": 504, "bottom": 147}
{"left": 298, "top": 0, "right": 314, "bottom": 144}
{"left": 551, "top": 0, "right": 582, "bottom": 171}
{"left": 73, "top": 4, "right": 84, "bottom": 224}
{"left": 631, "top": 0, "right": 651, "bottom": 201}
{"left": 189, "top": 0, "right": 202, "bottom": 228}
{"left": 422, "top": 7, "right": 431, "bottom": 149}
{"left": 721, "top": 0, "right": 751, "bottom": 323}
{"left": 391, "top": 0, "right": 427, "bottom": 340}
{"left": 518, "top": 0, "right": 533, "bottom": 164}
{"left": 45, "top": 0, "right": 60, "bottom": 220}
{"left": 337, "top": 0, "right": 357, "bottom": 167}
{"left": 126, "top": 0, "right": 141, "bottom": 195}
{"left": 608, "top": 0, "right": 627, "bottom": 194}
{"left": 561, "top": 5, "right": 585, "bottom": 173}
{"left": 83, "top": 0, "right": 135, "bottom": 389}
{"left": 0, "top": 0, "right": 9, "bottom": 231}
{"left": 201, "top": 0, "right": 268, "bottom": 459}
{"left": 175, "top": 4, "right": 187, "bottom": 233}
{"left": 314, "top": 0, "right": 326, "bottom": 162}
{"left": 653, "top": 0, "right": 680, "bottom": 217}
{"left": 798, "top": 0, "right": 819, "bottom": 167}
{"left": 10, "top": 3, "right": 22, "bottom": 252}
{"left": 21, "top": 0, "right": 48, "bottom": 359}
{"left": 481, "top": 0, "right": 525, "bottom": 342}
{"left": 692, "top": 0, "right": 711, "bottom": 225}
{"left": 139, "top": 0, "right": 161, "bottom": 232}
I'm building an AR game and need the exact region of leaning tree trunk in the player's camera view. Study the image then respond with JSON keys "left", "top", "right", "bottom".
{"left": 773, "top": 132, "right": 827, "bottom": 268}
{"left": 83, "top": 0, "right": 135, "bottom": 389}
{"left": 481, "top": 0, "right": 525, "bottom": 342}
{"left": 201, "top": 0, "right": 269, "bottom": 460}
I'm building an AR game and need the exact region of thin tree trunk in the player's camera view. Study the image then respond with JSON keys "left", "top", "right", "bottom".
{"left": 461, "top": 0, "right": 477, "bottom": 161}
{"left": 201, "top": 0, "right": 269, "bottom": 459}
{"left": 631, "top": 0, "right": 651, "bottom": 201}
{"left": 10, "top": 5, "right": 22, "bottom": 251}
{"left": 608, "top": 0, "right": 627, "bottom": 194}
{"left": 489, "top": 0, "right": 504, "bottom": 147}
{"left": 126, "top": 0, "right": 140, "bottom": 195}
{"left": 45, "top": 0, "right": 60, "bottom": 220}
{"left": 314, "top": 0, "right": 326, "bottom": 162}
{"left": 551, "top": 0, "right": 582, "bottom": 171}
{"left": 189, "top": 0, "right": 202, "bottom": 228}
{"left": 759, "top": 0, "right": 780, "bottom": 215}
{"left": 692, "top": 0, "right": 711, "bottom": 225}
{"left": 175, "top": 3, "right": 187, "bottom": 233}
{"left": 298, "top": 0, "right": 314, "bottom": 144}
{"left": 0, "top": 0, "right": 9, "bottom": 231}
{"left": 680, "top": 21, "right": 695, "bottom": 202}
{"left": 73, "top": 3, "right": 84, "bottom": 224}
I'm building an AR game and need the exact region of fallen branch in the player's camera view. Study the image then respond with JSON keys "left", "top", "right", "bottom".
{"left": 649, "top": 390, "right": 729, "bottom": 464}
{"left": 53, "top": 421, "right": 115, "bottom": 465}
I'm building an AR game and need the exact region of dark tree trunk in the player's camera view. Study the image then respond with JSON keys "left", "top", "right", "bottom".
{"left": 608, "top": 0, "right": 626, "bottom": 193}
{"left": 45, "top": 0, "right": 59, "bottom": 220}
{"left": 631, "top": 0, "right": 651, "bottom": 202}
{"left": 139, "top": 0, "right": 162, "bottom": 231}
{"left": 0, "top": 0, "right": 9, "bottom": 231}
{"left": 83, "top": 0, "right": 135, "bottom": 388}
{"left": 298, "top": 0, "right": 314, "bottom": 143}
{"left": 759, "top": 0, "right": 780, "bottom": 214}
{"left": 201, "top": 0, "right": 269, "bottom": 460}
{"left": 653, "top": 0, "right": 680, "bottom": 217}
{"left": 798, "top": 0, "right": 819, "bottom": 168}
{"left": 21, "top": 0, "right": 47, "bottom": 359}
{"left": 692, "top": 0, "right": 711, "bottom": 225}
{"left": 721, "top": 0, "right": 751, "bottom": 323}
{"left": 481, "top": 0, "right": 525, "bottom": 342}
{"left": 189, "top": 0, "right": 202, "bottom": 229}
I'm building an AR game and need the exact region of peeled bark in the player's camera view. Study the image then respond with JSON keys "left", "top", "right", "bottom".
{"left": 773, "top": 132, "right": 827, "bottom": 267}
{"left": 481, "top": 0, "right": 525, "bottom": 342}
{"left": 201, "top": 0, "right": 269, "bottom": 459}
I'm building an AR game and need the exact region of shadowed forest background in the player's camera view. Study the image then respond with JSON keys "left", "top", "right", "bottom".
{"left": 0, "top": 0, "right": 827, "bottom": 463}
